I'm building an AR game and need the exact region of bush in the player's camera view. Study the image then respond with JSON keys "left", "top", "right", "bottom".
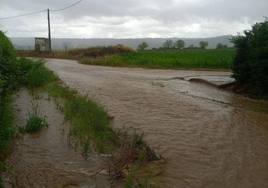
{"left": 68, "top": 45, "right": 134, "bottom": 58}
{"left": 232, "top": 20, "right": 268, "bottom": 97}
{"left": 0, "top": 31, "right": 17, "bottom": 91}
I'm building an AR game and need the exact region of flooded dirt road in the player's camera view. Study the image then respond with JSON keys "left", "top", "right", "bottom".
{"left": 46, "top": 59, "right": 268, "bottom": 188}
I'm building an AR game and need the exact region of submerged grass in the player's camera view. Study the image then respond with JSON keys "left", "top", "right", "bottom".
{"left": 45, "top": 82, "right": 118, "bottom": 153}
{"left": 24, "top": 113, "right": 48, "bottom": 134}
{"left": 23, "top": 100, "right": 48, "bottom": 134}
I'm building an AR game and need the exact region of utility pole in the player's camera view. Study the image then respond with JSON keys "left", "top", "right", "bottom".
{"left": 47, "top": 8, "right": 52, "bottom": 52}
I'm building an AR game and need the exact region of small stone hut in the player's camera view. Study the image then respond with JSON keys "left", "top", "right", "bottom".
{"left": 35, "top": 38, "right": 49, "bottom": 52}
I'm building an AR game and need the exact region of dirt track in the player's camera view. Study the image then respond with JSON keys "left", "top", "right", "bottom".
{"left": 46, "top": 59, "right": 268, "bottom": 188}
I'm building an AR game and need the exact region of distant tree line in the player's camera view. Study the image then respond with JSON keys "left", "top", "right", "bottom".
{"left": 137, "top": 40, "right": 230, "bottom": 50}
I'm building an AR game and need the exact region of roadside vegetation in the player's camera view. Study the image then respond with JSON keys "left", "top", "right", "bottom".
{"left": 231, "top": 19, "right": 268, "bottom": 98}
{"left": 0, "top": 31, "right": 17, "bottom": 187}
{"left": 24, "top": 104, "right": 48, "bottom": 133}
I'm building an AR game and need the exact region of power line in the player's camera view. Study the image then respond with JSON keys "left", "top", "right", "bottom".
{"left": 51, "top": 0, "right": 83, "bottom": 12}
{"left": 0, "top": 9, "right": 46, "bottom": 20}
{"left": 0, "top": 0, "right": 83, "bottom": 20}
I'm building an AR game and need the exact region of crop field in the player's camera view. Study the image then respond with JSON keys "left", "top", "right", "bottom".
{"left": 80, "top": 49, "right": 235, "bottom": 70}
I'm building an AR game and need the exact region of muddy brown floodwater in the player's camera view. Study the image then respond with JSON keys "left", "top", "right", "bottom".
{"left": 3, "top": 89, "right": 110, "bottom": 188}
{"left": 47, "top": 59, "right": 268, "bottom": 187}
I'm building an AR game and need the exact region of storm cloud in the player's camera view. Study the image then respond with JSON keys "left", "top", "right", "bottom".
{"left": 0, "top": 0, "right": 267, "bottom": 38}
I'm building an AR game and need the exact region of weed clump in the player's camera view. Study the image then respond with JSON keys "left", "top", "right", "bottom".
{"left": 24, "top": 113, "right": 48, "bottom": 133}
{"left": 16, "top": 58, "right": 58, "bottom": 88}
{"left": 109, "top": 131, "right": 161, "bottom": 187}
{"left": 24, "top": 103, "right": 48, "bottom": 133}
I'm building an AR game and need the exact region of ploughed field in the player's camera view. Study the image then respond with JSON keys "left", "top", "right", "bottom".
{"left": 46, "top": 59, "right": 268, "bottom": 188}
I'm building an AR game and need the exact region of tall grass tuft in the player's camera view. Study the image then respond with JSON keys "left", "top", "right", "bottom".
{"left": 24, "top": 102, "right": 48, "bottom": 133}
{"left": 16, "top": 58, "right": 58, "bottom": 88}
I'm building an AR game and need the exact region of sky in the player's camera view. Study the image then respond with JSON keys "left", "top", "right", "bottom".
{"left": 0, "top": 0, "right": 267, "bottom": 38}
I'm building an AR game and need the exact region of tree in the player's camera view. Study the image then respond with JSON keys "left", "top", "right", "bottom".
{"left": 162, "top": 40, "right": 174, "bottom": 49}
{"left": 175, "top": 40, "right": 185, "bottom": 49}
{"left": 216, "top": 43, "right": 228, "bottom": 49}
{"left": 188, "top": 44, "right": 195, "bottom": 49}
{"left": 199, "top": 41, "right": 208, "bottom": 49}
{"left": 232, "top": 20, "right": 268, "bottom": 97}
{"left": 137, "top": 42, "right": 149, "bottom": 51}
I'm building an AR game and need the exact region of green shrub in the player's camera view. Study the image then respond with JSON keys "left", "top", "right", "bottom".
{"left": 0, "top": 31, "right": 17, "bottom": 91}
{"left": 232, "top": 20, "right": 268, "bottom": 97}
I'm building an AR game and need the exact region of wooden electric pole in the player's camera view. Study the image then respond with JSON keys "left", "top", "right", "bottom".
{"left": 47, "top": 8, "right": 52, "bottom": 52}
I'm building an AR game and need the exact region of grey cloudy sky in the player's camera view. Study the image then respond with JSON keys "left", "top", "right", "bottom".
{"left": 0, "top": 0, "right": 267, "bottom": 38}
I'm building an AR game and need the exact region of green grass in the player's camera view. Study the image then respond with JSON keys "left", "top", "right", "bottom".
{"left": 0, "top": 94, "right": 16, "bottom": 186}
{"left": 0, "top": 176, "right": 3, "bottom": 188}
{"left": 16, "top": 58, "right": 58, "bottom": 88}
{"left": 80, "top": 49, "right": 235, "bottom": 70}
{"left": 24, "top": 113, "right": 48, "bottom": 133}
{"left": 45, "top": 82, "right": 118, "bottom": 153}
{"left": 0, "top": 95, "right": 15, "bottom": 159}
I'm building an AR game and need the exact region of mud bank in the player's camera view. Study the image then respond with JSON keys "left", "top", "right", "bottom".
{"left": 3, "top": 89, "right": 110, "bottom": 188}
{"left": 45, "top": 59, "right": 268, "bottom": 188}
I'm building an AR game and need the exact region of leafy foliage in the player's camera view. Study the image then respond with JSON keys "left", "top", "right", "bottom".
{"left": 175, "top": 40, "right": 185, "bottom": 49}
{"left": 0, "top": 31, "right": 16, "bottom": 160}
{"left": 137, "top": 42, "right": 149, "bottom": 51}
{"left": 232, "top": 20, "right": 268, "bottom": 97}
{"left": 199, "top": 41, "right": 209, "bottom": 49}
{"left": 162, "top": 40, "right": 174, "bottom": 49}
{"left": 0, "top": 31, "right": 17, "bottom": 91}
{"left": 216, "top": 43, "right": 228, "bottom": 49}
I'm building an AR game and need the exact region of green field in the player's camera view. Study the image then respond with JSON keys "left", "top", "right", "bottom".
{"left": 80, "top": 49, "right": 235, "bottom": 70}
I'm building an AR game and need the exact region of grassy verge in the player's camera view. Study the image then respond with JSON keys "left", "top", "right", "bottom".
{"left": 0, "top": 95, "right": 15, "bottom": 157}
{"left": 0, "top": 94, "right": 15, "bottom": 186}
{"left": 18, "top": 48, "right": 234, "bottom": 70}
{"left": 45, "top": 82, "right": 118, "bottom": 154}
